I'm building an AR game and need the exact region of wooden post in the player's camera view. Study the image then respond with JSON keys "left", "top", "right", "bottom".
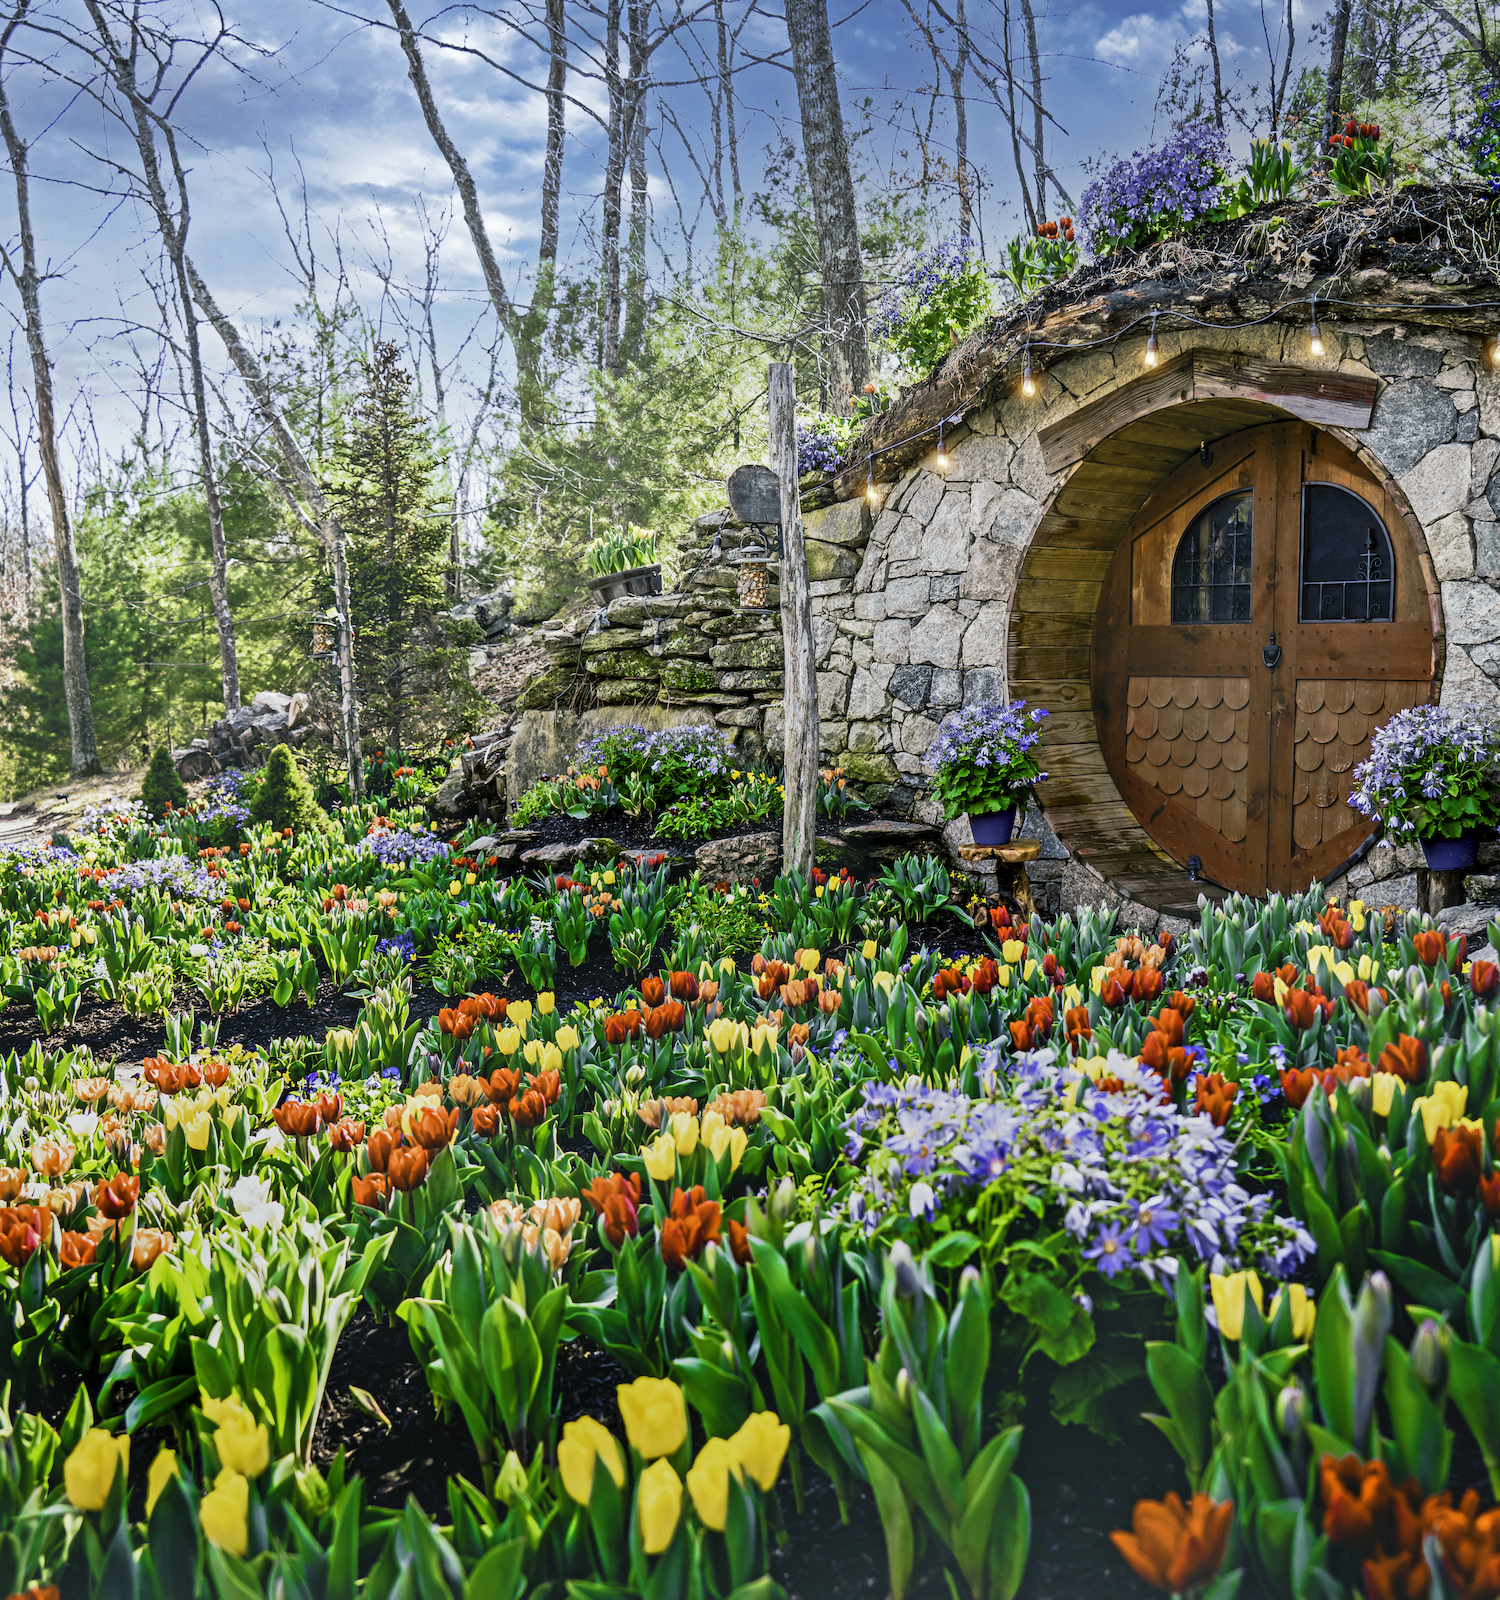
{"left": 770, "top": 361, "right": 819, "bottom": 878}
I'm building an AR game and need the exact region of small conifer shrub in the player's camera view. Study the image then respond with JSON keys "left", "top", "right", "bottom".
{"left": 249, "top": 744, "right": 334, "bottom": 836}
{"left": 140, "top": 745, "right": 189, "bottom": 819}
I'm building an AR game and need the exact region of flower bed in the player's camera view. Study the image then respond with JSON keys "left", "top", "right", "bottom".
{"left": 2, "top": 792, "right": 1500, "bottom": 1600}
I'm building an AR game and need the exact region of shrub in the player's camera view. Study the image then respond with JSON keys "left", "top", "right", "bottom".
{"left": 139, "top": 745, "right": 188, "bottom": 819}
{"left": 1349, "top": 702, "right": 1500, "bottom": 840}
{"left": 248, "top": 744, "right": 335, "bottom": 836}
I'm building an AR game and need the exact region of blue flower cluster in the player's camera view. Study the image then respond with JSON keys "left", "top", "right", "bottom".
{"left": 197, "top": 768, "right": 253, "bottom": 829}
{"left": 797, "top": 422, "right": 847, "bottom": 477}
{"left": 376, "top": 931, "right": 417, "bottom": 964}
{"left": 0, "top": 840, "right": 79, "bottom": 867}
{"left": 359, "top": 828, "right": 451, "bottom": 867}
{"left": 843, "top": 1047, "right": 1313, "bottom": 1286}
{"left": 574, "top": 723, "right": 730, "bottom": 783}
{"left": 1349, "top": 702, "right": 1500, "bottom": 837}
{"left": 110, "top": 855, "right": 219, "bottom": 901}
{"left": 924, "top": 700, "right": 1048, "bottom": 778}
{"left": 78, "top": 796, "right": 152, "bottom": 836}
{"left": 1080, "top": 123, "right": 1229, "bottom": 256}
{"left": 1463, "top": 83, "right": 1500, "bottom": 187}
{"left": 871, "top": 235, "right": 982, "bottom": 341}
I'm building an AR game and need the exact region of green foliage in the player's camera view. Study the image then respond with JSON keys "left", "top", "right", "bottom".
{"left": 995, "top": 224, "right": 1078, "bottom": 299}
{"left": 327, "top": 341, "right": 477, "bottom": 750}
{"left": 1329, "top": 117, "right": 1395, "bottom": 195}
{"left": 139, "top": 746, "right": 189, "bottom": 819}
{"left": 248, "top": 745, "right": 334, "bottom": 837}
{"left": 1226, "top": 138, "right": 1304, "bottom": 215}
{"left": 585, "top": 525, "right": 657, "bottom": 575}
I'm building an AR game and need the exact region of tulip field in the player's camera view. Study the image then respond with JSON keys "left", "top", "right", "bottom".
{"left": 3, "top": 789, "right": 1500, "bottom": 1600}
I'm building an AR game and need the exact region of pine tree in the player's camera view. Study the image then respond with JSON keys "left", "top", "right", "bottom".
{"left": 140, "top": 745, "right": 188, "bottom": 818}
{"left": 326, "top": 343, "right": 466, "bottom": 752}
{"left": 248, "top": 744, "right": 333, "bottom": 836}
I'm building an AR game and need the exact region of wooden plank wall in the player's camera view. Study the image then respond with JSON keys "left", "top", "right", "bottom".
{"left": 1010, "top": 396, "right": 1287, "bottom": 916}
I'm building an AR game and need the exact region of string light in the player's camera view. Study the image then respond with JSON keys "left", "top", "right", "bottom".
{"left": 838, "top": 293, "right": 1500, "bottom": 489}
{"left": 934, "top": 421, "right": 949, "bottom": 473}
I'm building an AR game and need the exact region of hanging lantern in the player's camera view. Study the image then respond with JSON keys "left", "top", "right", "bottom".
{"left": 727, "top": 526, "right": 779, "bottom": 611}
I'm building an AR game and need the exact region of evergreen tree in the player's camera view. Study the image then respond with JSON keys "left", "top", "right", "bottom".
{"left": 248, "top": 744, "right": 334, "bottom": 836}
{"left": 327, "top": 343, "right": 474, "bottom": 751}
{"left": 140, "top": 745, "right": 188, "bottom": 817}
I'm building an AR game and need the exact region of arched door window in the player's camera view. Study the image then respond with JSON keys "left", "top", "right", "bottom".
{"left": 1171, "top": 491, "right": 1253, "bottom": 622}
{"left": 1300, "top": 483, "right": 1394, "bottom": 621}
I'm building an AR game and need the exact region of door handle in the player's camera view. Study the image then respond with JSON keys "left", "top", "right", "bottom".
{"left": 1262, "top": 632, "right": 1282, "bottom": 669}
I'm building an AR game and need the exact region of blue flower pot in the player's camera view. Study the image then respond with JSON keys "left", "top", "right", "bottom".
{"left": 969, "top": 808, "right": 1018, "bottom": 846}
{"left": 1419, "top": 832, "right": 1478, "bottom": 871}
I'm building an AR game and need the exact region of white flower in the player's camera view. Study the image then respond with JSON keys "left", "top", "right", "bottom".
{"left": 66, "top": 1111, "right": 99, "bottom": 1141}
{"left": 908, "top": 1182, "right": 936, "bottom": 1219}
{"left": 189, "top": 944, "right": 209, "bottom": 958}
{"left": 229, "top": 1174, "right": 284, "bottom": 1231}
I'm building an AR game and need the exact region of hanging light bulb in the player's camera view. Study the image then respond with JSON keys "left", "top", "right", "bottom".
{"left": 1308, "top": 298, "right": 1324, "bottom": 359}
{"left": 1484, "top": 332, "right": 1500, "bottom": 370}
{"left": 934, "top": 422, "right": 949, "bottom": 474}
{"left": 865, "top": 461, "right": 878, "bottom": 505}
{"left": 1144, "top": 313, "right": 1160, "bottom": 369}
{"left": 1021, "top": 346, "right": 1036, "bottom": 398}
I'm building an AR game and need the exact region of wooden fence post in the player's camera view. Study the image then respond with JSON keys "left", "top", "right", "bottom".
{"left": 770, "top": 361, "right": 819, "bottom": 878}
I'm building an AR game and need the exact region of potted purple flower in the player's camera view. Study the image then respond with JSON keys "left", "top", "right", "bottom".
{"left": 925, "top": 701, "right": 1048, "bottom": 845}
{"left": 1349, "top": 703, "right": 1500, "bottom": 870}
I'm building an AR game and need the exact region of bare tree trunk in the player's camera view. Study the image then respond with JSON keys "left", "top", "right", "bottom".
{"left": 771, "top": 362, "right": 817, "bottom": 878}
{"left": 1323, "top": 0, "right": 1353, "bottom": 147}
{"left": 385, "top": 0, "right": 544, "bottom": 432}
{"left": 0, "top": 8, "right": 100, "bottom": 775}
{"left": 784, "top": 0, "right": 870, "bottom": 406}
{"left": 1206, "top": 0, "right": 1225, "bottom": 127}
{"left": 183, "top": 257, "right": 364, "bottom": 798}
{"left": 998, "top": 0, "right": 1037, "bottom": 230}
{"left": 601, "top": 0, "right": 627, "bottom": 373}
{"left": 1018, "top": 0, "right": 1045, "bottom": 218}
{"left": 81, "top": 0, "right": 242, "bottom": 711}
{"left": 621, "top": 36, "right": 649, "bottom": 364}
{"left": 541, "top": 0, "right": 568, "bottom": 269}
{"left": 953, "top": 0, "right": 972, "bottom": 237}
{"left": 720, "top": 0, "right": 741, "bottom": 210}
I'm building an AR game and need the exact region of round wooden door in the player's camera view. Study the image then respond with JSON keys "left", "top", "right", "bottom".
{"left": 1091, "top": 420, "right": 1439, "bottom": 897}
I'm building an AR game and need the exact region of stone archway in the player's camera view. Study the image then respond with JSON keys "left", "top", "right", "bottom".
{"left": 1004, "top": 349, "right": 1445, "bottom": 914}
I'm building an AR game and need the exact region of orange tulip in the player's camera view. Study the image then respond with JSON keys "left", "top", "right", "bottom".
{"left": 486, "top": 1066, "right": 521, "bottom": 1105}
{"left": 509, "top": 1089, "right": 548, "bottom": 1129}
{"left": 93, "top": 1174, "right": 140, "bottom": 1220}
{"left": 1412, "top": 929, "right": 1449, "bottom": 969}
{"left": 407, "top": 1105, "right": 458, "bottom": 1150}
{"left": 272, "top": 1101, "right": 320, "bottom": 1137}
{"left": 351, "top": 1173, "right": 388, "bottom": 1209}
{"left": 660, "top": 1186, "right": 721, "bottom": 1272}
{"left": 669, "top": 970, "right": 699, "bottom": 1002}
{"left": 641, "top": 976, "right": 666, "bottom": 1007}
{"left": 1378, "top": 1034, "right": 1427, "bottom": 1085}
{"left": 728, "top": 1218, "right": 753, "bottom": 1264}
{"left": 59, "top": 1231, "right": 96, "bottom": 1269}
{"left": 388, "top": 1146, "right": 430, "bottom": 1192}
{"left": 1280, "top": 1067, "right": 1318, "bottom": 1108}
{"left": 1134, "top": 968, "right": 1164, "bottom": 1005}
{"left": 472, "top": 1103, "right": 500, "bottom": 1136}
{"left": 327, "top": 1119, "right": 365, "bottom": 1152}
{"left": 0, "top": 1206, "right": 43, "bottom": 1268}
{"left": 315, "top": 1092, "right": 343, "bottom": 1124}
{"left": 1433, "top": 1122, "right": 1483, "bottom": 1194}
{"left": 1110, "top": 1493, "right": 1233, "bottom": 1594}
{"left": 1481, "top": 1172, "right": 1500, "bottom": 1219}
{"left": 366, "top": 1128, "right": 398, "bottom": 1173}
{"left": 1472, "top": 960, "right": 1500, "bottom": 1001}
{"left": 582, "top": 1172, "right": 641, "bottom": 1246}
{"left": 1194, "top": 1073, "right": 1238, "bottom": 1127}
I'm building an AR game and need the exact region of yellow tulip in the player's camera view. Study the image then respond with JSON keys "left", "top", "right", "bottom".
{"left": 449, "top": 880, "right": 462, "bottom": 897}
{"left": 1332, "top": 960, "right": 1355, "bottom": 988}
{"left": 686, "top": 1437, "right": 742, "bottom": 1530}
{"left": 199, "top": 1468, "right": 250, "bottom": 1555}
{"left": 750, "top": 1022, "right": 780, "bottom": 1059}
{"left": 638, "top": 1458, "right": 683, "bottom": 1554}
{"left": 497, "top": 1026, "right": 522, "bottom": 1056}
{"left": 509, "top": 1000, "right": 533, "bottom": 1035}
{"left": 995, "top": 965, "right": 1012, "bottom": 990}
{"left": 1414, "top": 1080, "right": 1468, "bottom": 1143}
{"left": 862, "top": 940, "right": 878, "bottom": 960}
{"left": 707, "top": 1122, "right": 748, "bottom": 1171}
{"left": 556, "top": 1024, "right": 580, "bottom": 1054}
{"left": 1350, "top": 910, "right": 1367, "bottom": 933}
{"left": 670, "top": 1111, "right": 699, "bottom": 1156}
{"left": 1358, "top": 952, "right": 1379, "bottom": 981}
{"left": 1022, "top": 959, "right": 1038, "bottom": 982}
{"left": 64, "top": 1428, "right": 128, "bottom": 1511}
{"left": 1210, "top": 1271, "right": 1264, "bottom": 1341}
{"left": 603, "top": 870, "right": 616, "bottom": 886}
{"left": 1269, "top": 1283, "right": 1317, "bottom": 1341}
{"left": 617, "top": 1377, "right": 688, "bottom": 1459}
{"left": 557, "top": 1416, "right": 626, "bottom": 1504}
{"left": 215, "top": 1409, "right": 270, "bottom": 1478}
{"left": 718, "top": 957, "right": 736, "bottom": 977}
{"left": 1062, "top": 983, "right": 1082, "bottom": 1009}
{"left": 797, "top": 947, "right": 821, "bottom": 974}
{"left": 537, "top": 991, "right": 556, "bottom": 1016}
{"left": 728, "top": 1411, "right": 790, "bottom": 1491}
{"left": 642, "top": 1134, "right": 677, "bottom": 1182}
{"left": 465, "top": 871, "right": 477, "bottom": 886}
{"left": 524, "top": 1038, "right": 544, "bottom": 1067}
{"left": 184, "top": 1109, "right": 213, "bottom": 1152}
{"left": 1371, "top": 1071, "right": 1402, "bottom": 1118}
{"left": 1001, "top": 939, "right": 1024, "bottom": 965}
{"left": 873, "top": 970, "right": 897, "bottom": 997}
{"left": 1090, "top": 965, "right": 1105, "bottom": 996}
{"left": 146, "top": 1445, "right": 179, "bottom": 1516}
{"left": 540, "top": 1043, "right": 564, "bottom": 1076}
{"left": 707, "top": 1017, "right": 747, "bottom": 1056}
{"left": 701, "top": 1110, "right": 726, "bottom": 1145}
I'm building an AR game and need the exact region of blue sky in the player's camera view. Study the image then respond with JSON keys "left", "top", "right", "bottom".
{"left": 1, "top": 0, "right": 1313, "bottom": 467}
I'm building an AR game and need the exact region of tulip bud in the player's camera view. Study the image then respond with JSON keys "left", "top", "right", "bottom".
{"left": 896, "top": 1367, "right": 912, "bottom": 1410}
{"left": 496, "top": 1450, "right": 529, "bottom": 1505}
{"left": 769, "top": 1177, "right": 797, "bottom": 1226}
{"left": 1276, "top": 1381, "right": 1307, "bottom": 1440}
{"left": 1366, "top": 987, "right": 1386, "bottom": 1022}
{"left": 1411, "top": 1318, "right": 1447, "bottom": 1390}
{"left": 1351, "top": 1271, "right": 1393, "bottom": 1444}
{"left": 1347, "top": 1076, "right": 1372, "bottom": 1113}
{"left": 625, "top": 1063, "right": 646, "bottom": 1086}
{"left": 960, "top": 1264, "right": 982, "bottom": 1294}
{"left": 889, "top": 1241, "right": 921, "bottom": 1300}
{"left": 721, "top": 1336, "right": 737, "bottom": 1369}
{"left": 1410, "top": 978, "right": 1429, "bottom": 1013}
{"left": 911, "top": 1005, "right": 929, "bottom": 1038}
